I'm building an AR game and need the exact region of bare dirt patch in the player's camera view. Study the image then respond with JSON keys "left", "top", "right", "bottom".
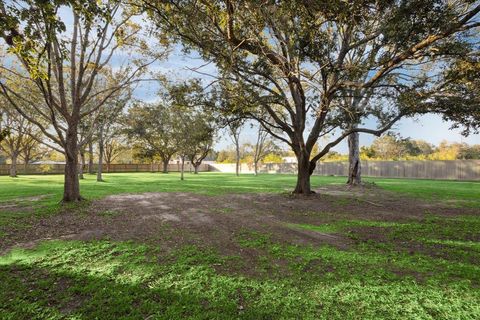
{"left": 2, "top": 185, "right": 477, "bottom": 258}
{"left": 0, "top": 194, "right": 52, "bottom": 212}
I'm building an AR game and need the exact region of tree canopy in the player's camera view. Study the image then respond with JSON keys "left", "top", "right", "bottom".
{"left": 145, "top": 0, "right": 480, "bottom": 193}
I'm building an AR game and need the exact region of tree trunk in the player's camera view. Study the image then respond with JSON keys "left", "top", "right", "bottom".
{"left": 293, "top": 150, "right": 312, "bottom": 194}
{"left": 180, "top": 156, "right": 185, "bottom": 180}
{"left": 235, "top": 141, "right": 240, "bottom": 176}
{"left": 162, "top": 158, "right": 169, "bottom": 173}
{"left": 24, "top": 161, "right": 28, "bottom": 175}
{"left": 63, "top": 126, "right": 82, "bottom": 202}
{"left": 254, "top": 160, "right": 258, "bottom": 176}
{"left": 194, "top": 163, "right": 199, "bottom": 174}
{"left": 106, "top": 161, "right": 111, "bottom": 173}
{"left": 79, "top": 152, "right": 85, "bottom": 180}
{"left": 97, "top": 126, "right": 104, "bottom": 182}
{"left": 10, "top": 153, "right": 17, "bottom": 177}
{"left": 347, "top": 131, "right": 362, "bottom": 186}
{"left": 88, "top": 141, "right": 94, "bottom": 174}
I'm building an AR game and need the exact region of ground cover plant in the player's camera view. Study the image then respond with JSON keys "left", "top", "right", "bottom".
{"left": 0, "top": 173, "right": 479, "bottom": 319}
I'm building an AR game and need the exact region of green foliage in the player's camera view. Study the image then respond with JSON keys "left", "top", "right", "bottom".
{"left": 262, "top": 153, "right": 283, "bottom": 163}
{"left": 418, "top": 56, "right": 480, "bottom": 136}
{"left": 216, "top": 143, "right": 286, "bottom": 164}
{"left": 361, "top": 135, "right": 480, "bottom": 160}
{"left": 126, "top": 79, "right": 215, "bottom": 167}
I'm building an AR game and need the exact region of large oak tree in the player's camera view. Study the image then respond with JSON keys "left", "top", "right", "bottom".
{"left": 145, "top": 0, "right": 480, "bottom": 194}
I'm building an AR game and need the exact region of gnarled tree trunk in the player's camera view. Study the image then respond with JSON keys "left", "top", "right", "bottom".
{"left": 347, "top": 131, "right": 362, "bottom": 186}
{"left": 63, "top": 126, "right": 82, "bottom": 202}
{"left": 193, "top": 163, "right": 200, "bottom": 174}
{"left": 293, "top": 150, "right": 312, "bottom": 194}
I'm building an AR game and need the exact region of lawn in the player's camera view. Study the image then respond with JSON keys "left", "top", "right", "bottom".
{"left": 0, "top": 173, "right": 479, "bottom": 319}
{"left": 1, "top": 172, "right": 479, "bottom": 208}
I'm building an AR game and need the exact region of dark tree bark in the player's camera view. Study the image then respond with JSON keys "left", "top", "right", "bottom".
{"left": 88, "top": 142, "right": 94, "bottom": 174}
{"left": 180, "top": 155, "right": 185, "bottom": 180}
{"left": 9, "top": 152, "right": 18, "bottom": 177}
{"left": 293, "top": 150, "right": 313, "bottom": 194}
{"left": 162, "top": 158, "right": 169, "bottom": 173}
{"left": 79, "top": 151, "right": 85, "bottom": 180}
{"left": 347, "top": 131, "right": 362, "bottom": 186}
{"left": 63, "top": 126, "right": 82, "bottom": 202}
{"left": 193, "top": 163, "right": 200, "bottom": 174}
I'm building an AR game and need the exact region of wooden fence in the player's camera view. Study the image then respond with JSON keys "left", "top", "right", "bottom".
{"left": 0, "top": 163, "right": 209, "bottom": 175}
{"left": 1, "top": 160, "right": 479, "bottom": 180}
{"left": 209, "top": 160, "right": 480, "bottom": 180}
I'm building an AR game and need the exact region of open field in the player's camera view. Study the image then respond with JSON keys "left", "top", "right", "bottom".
{"left": 0, "top": 173, "right": 479, "bottom": 319}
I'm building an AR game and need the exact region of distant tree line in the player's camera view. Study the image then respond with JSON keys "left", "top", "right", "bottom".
{"left": 318, "top": 135, "right": 480, "bottom": 162}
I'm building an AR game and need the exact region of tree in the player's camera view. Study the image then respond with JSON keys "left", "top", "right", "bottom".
{"left": 186, "top": 115, "right": 215, "bottom": 174}
{"left": 348, "top": 52, "right": 480, "bottom": 183}
{"left": 216, "top": 149, "right": 236, "bottom": 163}
{"left": 370, "top": 134, "right": 408, "bottom": 160}
{"left": 0, "top": 113, "right": 8, "bottom": 143}
{"left": 0, "top": 1, "right": 163, "bottom": 201}
{"left": 96, "top": 97, "right": 128, "bottom": 182}
{"left": 458, "top": 144, "right": 480, "bottom": 159}
{"left": 0, "top": 107, "right": 38, "bottom": 177}
{"left": 77, "top": 115, "right": 95, "bottom": 180}
{"left": 87, "top": 141, "right": 94, "bottom": 174}
{"left": 227, "top": 119, "right": 244, "bottom": 177}
{"left": 410, "top": 55, "right": 480, "bottom": 136}
{"left": 365, "top": 134, "right": 437, "bottom": 160}
{"left": 166, "top": 80, "right": 214, "bottom": 179}
{"left": 18, "top": 134, "right": 47, "bottom": 173}
{"left": 145, "top": 0, "right": 480, "bottom": 194}
{"left": 104, "top": 138, "right": 125, "bottom": 172}
{"left": 251, "top": 124, "right": 281, "bottom": 176}
{"left": 126, "top": 101, "right": 179, "bottom": 173}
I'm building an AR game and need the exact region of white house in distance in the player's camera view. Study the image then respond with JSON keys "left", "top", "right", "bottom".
{"left": 282, "top": 156, "right": 297, "bottom": 164}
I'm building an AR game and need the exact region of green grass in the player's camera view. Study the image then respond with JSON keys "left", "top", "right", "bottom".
{"left": 0, "top": 172, "right": 478, "bottom": 208}
{"left": 0, "top": 173, "right": 479, "bottom": 319}
{"left": 367, "top": 177, "right": 480, "bottom": 206}
{"left": 0, "top": 172, "right": 478, "bottom": 231}
{"left": 1, "top": 233, "right": 479, "bottom": 319}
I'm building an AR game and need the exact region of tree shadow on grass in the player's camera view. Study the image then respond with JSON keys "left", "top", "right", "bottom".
{"left": 0, "top": 240, "right": 314, "bottom": 320}
{"left": 1, "top": 238, "right": 479, "bottom": 320}
{"left": 0, "top": 262, "right": 279, "bottom": 320}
